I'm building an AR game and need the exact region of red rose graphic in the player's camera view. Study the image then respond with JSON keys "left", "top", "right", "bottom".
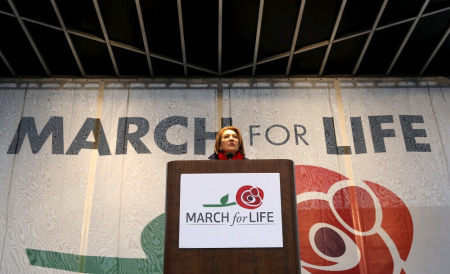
{"left": 295, "top": 165, "right": 413, "bottom": 273}
{"left": 236, "top": 185, "right": 264, "bottom": 209}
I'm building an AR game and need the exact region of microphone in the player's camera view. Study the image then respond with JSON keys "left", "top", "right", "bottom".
{"left": 226, "top": 153, "right": 233, "bottom": 160}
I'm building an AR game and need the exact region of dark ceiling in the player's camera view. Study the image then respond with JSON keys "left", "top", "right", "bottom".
{"left": 0, "top": 0, "right": 449, "bottom": 79}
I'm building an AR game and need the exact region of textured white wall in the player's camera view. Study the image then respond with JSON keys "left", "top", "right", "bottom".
{"left": 0, "top": 78, "right": 449, "bottom": 273}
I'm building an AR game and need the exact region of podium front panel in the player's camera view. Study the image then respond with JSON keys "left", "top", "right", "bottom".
{"left": 164, "top": 159, "right": 300, "bottom": 274}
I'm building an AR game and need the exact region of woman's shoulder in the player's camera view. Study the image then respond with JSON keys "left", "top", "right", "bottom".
{"left": 208, "top": 153, "right": 219, "bottom": 160}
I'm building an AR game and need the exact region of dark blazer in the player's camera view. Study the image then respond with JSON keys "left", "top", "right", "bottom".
{"left": 208, "top": 153, "right": 248, "bottom": 160}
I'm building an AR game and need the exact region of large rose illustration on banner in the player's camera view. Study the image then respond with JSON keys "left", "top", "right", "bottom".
{"left": 295, "top": 165, "right": 413, "bottom": 274}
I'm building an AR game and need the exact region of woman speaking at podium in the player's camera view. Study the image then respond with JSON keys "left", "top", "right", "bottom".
{"left": 208, "top": 126, "right": 248, "bottom": 160}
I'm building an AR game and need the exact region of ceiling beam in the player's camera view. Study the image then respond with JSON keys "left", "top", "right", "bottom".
{"left": 93, "top": 0, "right": 120, "bottom": 76}
{"left": 386, "top": 0, "right": 430, "bottom": 76}
{"left": 333, "top": 30, "right": 371, "bottom": 43}
{"left": 6, "top": 14, "right": 62, "bottom": 31}
{"left": 148, "top": 52, "right": 184, "bottom": 65}
{"left": 50, "top": 0, "right": 86, "bottom": 77}
{"left": 319, "top": 0, "right": 347, "bottom": 76}
{"left": 67, "top": 28, "right": 105, "bottom": 43}
{"left": 7, "top": 0, "right": 52, "bottom": 77}
{"left": 222, "top": 63, "right": 253, "bottom": 76}
{"left": 252, "top": 0, "right": 264, "bottom": 77}
{"left": 0, "top": 49, "right": 16, "bottom": 76}
{"left": 285, "top": 0, "right": 306, "bottom": 76}
{"left": 352, "top": 0, "right": 389, "bottom": 76}
{"left": 260, "top": 52, "right": 290, "bottom": 65}
{"left": 8, "top": 3, "right": 444, "bottom": 60}
{"left": 186, "top": 63, "right": 218, "bottom": 76}
{"left": 222, "top": 41, "right": 329, "bottom": 76}
{"left": 294, "top": 40, "right": 329, "bottom": 55}
{"left": 1, "top": 1, "right": 448, "bottom": 78}
{"left": 420, "top": 24, "right": 450, "bottom": 75}
{"left": 135, "top": 0, "right": 155, "bottom": 77}
{"left": 176, "top": 0, "right": 188, "bottom": 77}
{"left": 135, "top": 0, "right": 154, "bottom": 77}
{"left": 110, "top": 41, "right": 145, "bottom": 54}
{"left": 334, "top": 6, "right": 450, "bottom": 42}
{"left": 422, "top": 6, "right": 450, "bottom": 17}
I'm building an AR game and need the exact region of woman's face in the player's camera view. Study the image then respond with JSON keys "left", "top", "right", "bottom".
{"left": 219, "top": 129, "right": 240, "bottom": 156}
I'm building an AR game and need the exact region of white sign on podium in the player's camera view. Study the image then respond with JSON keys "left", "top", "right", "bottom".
{"left": 179, "top": 173, "right": 283, "bottom": 248}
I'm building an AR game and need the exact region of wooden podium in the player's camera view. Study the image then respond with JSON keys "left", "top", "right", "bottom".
{"left": 164, "top": 160, "right": 300, "bottom": 274}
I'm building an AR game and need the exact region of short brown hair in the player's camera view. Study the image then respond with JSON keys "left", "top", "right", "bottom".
{"left": 214, "top": 126, "right": 246, "bottom": 156}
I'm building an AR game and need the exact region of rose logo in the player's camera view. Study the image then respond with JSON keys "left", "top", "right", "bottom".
{"left": 295, "top": 165, "right": 413, "bottom": 273}
{"left": 236, "top": 185, "right": 264, "bottom": 209}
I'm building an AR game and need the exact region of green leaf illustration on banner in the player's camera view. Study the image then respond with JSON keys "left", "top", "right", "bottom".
{"left": 203, "top": 193, "right": 237, "bottom": 207}
{"left": 26, "top": 213, "right": 165, "bottom": 273}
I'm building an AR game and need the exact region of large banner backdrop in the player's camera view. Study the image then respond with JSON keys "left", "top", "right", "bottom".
{"left": 1, "top": 78, "right": 449, "bottom": 273}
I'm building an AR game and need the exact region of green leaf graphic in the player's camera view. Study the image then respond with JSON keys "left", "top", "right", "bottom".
{"left": 26, "top": 214, "right": 166, "bottom": 273}
{"left": 220, "top": 194, "right": 229, "bottom": 205}
{"left": 203, "top": 194, "right": 236, "bottom": 207}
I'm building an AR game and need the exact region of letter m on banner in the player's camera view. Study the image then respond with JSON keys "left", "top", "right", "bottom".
{"left": 8, "top": 117, "right": 64, "bottom": 154}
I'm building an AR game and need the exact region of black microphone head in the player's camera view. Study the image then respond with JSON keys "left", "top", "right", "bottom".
{"left": 226, "top": 153, "right": 233, "bottom": 159}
